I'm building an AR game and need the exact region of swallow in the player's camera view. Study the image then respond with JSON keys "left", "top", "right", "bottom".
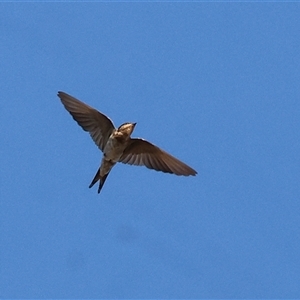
{"left": 58, "top": 91, "right": 197, "bottom": 193}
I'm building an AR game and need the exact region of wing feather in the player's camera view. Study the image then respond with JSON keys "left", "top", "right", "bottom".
{"left": 58, "top": 91, "right": 115, "bottom": 151}
{"left": 120, "top": 139, "right": 197, "bottom": 176}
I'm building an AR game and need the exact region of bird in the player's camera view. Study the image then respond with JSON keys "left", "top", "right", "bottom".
{"left": 58, "top": 91, "right": 197, "bottom": 194}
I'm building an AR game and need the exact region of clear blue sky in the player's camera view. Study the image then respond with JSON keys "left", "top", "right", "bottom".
{"left": 1, "top": 3, "right": 300, "bottom": 298}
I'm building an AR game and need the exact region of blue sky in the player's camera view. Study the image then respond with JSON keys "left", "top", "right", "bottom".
{"left": 1, "top": 3, "right": 300, "bottom": 298}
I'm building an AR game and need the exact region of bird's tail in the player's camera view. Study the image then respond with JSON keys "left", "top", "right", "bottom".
{"left": 89, "top": 168, "right": 109, "bottom": 194}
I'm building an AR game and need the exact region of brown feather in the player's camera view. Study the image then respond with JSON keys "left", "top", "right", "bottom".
{"left": 120, "top": 139, "right": 197, "bottom": 176}
{"left": 58, "top": 91, "right": 115, "bottom": 151}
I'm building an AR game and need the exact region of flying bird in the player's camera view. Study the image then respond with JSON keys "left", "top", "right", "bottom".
{"left": 58, "top": 91, "right": 197, "bottom": 193}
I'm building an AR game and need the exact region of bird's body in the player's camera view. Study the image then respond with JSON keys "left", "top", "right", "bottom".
{"left": 58, "top": 91, "right": 197, "bottom": 194}
{"left": 89, "top": 123, "right": 135, "bottom": 192}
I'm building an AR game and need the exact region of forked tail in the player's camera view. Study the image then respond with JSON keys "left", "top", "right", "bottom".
{"left": 89, "top": 168, "right": 110, "bottom": 194}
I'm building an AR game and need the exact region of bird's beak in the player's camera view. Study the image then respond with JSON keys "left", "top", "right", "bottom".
{"left": 133, "top": 122, "right": 137, "bottom": 127}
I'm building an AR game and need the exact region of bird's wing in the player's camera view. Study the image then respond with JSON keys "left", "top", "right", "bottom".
{"left": 58, "top": 91, "right": 115, "bottom": 151}
{"left": 119, "top": 138, "right": 197, "bottom": 176}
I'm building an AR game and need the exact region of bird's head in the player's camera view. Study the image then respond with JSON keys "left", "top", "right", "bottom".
{"left": 117, "top": 122, "right": 136, "bottom": 136}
